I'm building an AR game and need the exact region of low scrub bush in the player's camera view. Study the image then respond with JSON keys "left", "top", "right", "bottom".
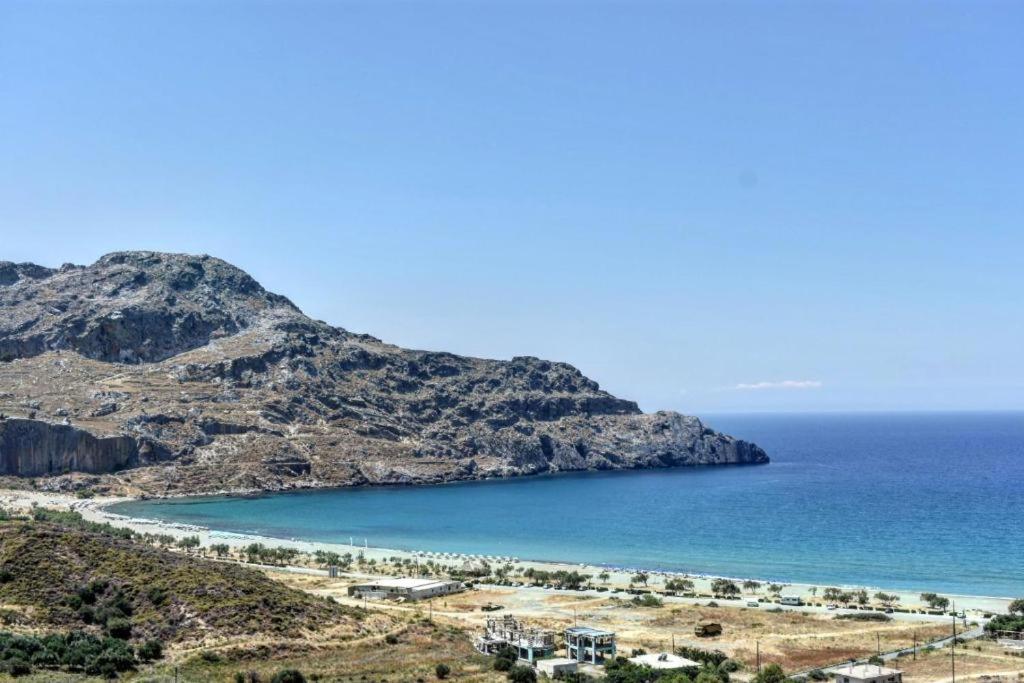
{"left": 835, "top": 612, "right": 891, "bottom": 622}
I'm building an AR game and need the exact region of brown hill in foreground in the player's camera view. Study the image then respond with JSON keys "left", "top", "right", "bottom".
{"left": 0, "top": 518, "right": 365, "bottom": 645}
{"left": 0, "top": 251, "right": 767, "bottom": 495}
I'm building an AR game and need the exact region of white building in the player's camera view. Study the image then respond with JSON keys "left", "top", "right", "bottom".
{"left": 537, "top": 658, "right": 578, "bottom": 677}
{"left": 629, "top": 653, "right": 700, "bottom": 670}
{"left": 834, "top": 664, "right": 903, "bottom": 683}
{"left": 347, "top": 577, "right": 463, "bottom": 601}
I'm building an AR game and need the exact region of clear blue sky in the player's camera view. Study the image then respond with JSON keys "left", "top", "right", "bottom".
{"left": 2, "top": 1, "right": 1022, "bottom": 413}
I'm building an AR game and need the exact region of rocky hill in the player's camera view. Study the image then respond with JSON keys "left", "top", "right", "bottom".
{"left": 0, "top": 251, "right": 767, "bottom": 495}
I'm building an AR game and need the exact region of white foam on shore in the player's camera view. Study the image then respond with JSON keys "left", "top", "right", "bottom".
{"left": 1, "top": 489, "right": 1014, "bottom": 614}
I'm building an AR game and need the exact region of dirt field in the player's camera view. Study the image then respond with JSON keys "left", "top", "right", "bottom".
{"left": 880, "top": 640, "right": 1024, "bottom": 683}
{"left": 269, "top": 572, "right": 957, "bottom": 674}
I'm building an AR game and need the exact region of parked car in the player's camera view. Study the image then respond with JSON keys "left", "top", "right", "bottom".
{"left": 826, "top": 604, "right": 838, "bottom": 610}
{"left": 747, "top": 601, "right": 760, "bottom": 608}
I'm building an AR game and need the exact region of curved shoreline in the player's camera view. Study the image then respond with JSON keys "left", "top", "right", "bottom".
{"left": 1, "top": 488, "right": 1012, "bottom": 616}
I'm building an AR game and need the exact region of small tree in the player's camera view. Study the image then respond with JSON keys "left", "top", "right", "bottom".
{"left": 743, "top": 580, "right": 761, "bottom": 594}
{"left": 874, "top": 592, "right": 899, "bottom": 608}
{"left": 177, "top": 535, "right": 201, "bottom": 553}
{"left": 822, "top": 587, "right": 843, "bottom": 602}
{"left": 920, "top": 593, "right": 950, "bottom": 611}
{"left": 599, "top": 571, "right": 610, "bottom": 585}
{"left": 435, "top": 663, "right": 451, "bottom": 679}
{"left": 711, "top": 579, "right": 740, "bottom": 599}
{"left": 1007, "top": 598, "right": 1024, "bottom": 615}
{"left": 632, "top": 572, "right": 649, "bottom": 587}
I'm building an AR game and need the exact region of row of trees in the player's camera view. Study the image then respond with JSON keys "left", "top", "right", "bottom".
{"left": 819, "top": 587, "right": 902, "bottom": 608}
{"left": 522, "top": 568, "right": 591, "bottom": 589}
{"left": 0, "top": 629, "right": 162, "bottom": 678}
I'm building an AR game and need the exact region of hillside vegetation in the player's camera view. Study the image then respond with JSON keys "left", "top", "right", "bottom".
{"left": 0, "top": 516, "right": 362, "bottom": 645}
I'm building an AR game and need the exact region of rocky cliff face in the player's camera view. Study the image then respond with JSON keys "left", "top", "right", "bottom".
{"left": 0, "top": 251, "right": 767, "bottom": 495}
{"left": 0, "top": 418, "right": 143, "bottom": 477}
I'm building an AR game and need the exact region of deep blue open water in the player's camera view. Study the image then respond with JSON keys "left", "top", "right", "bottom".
{"left": 111, "top": 412, "right": 1024, "bottom": 597}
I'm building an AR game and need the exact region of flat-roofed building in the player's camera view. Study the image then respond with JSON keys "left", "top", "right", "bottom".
{"left": 565, "top": 626, "right": 616, "bottom": 664}
{"left": 347, "top": 577, "right": 463, "bottom": 601}
{"left": 834, "top": 664, "right": 903, "bottom": 683}
{"left": 537, "top": 658, "right": 578, "bottom": 677}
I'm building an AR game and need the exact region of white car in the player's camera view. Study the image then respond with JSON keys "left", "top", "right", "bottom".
{"left": 826, "top": 604, "right": 838, "bottom": 610}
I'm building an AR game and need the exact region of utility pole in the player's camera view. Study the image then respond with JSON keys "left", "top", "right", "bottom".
{"left": 877, "top": 632, "right": 881, "bottom": 657}
{"left": 913, "top": 630, "right": 917, "bottom": 661}
{"left": 756, "top": 640, "right": 761, "bottom": 673}
{"left": 951, "top": 601, "right": 957, "bottom": 683}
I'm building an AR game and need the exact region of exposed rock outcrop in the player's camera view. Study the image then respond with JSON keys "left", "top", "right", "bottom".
{"left": 0, "top": 418, "right": 139, "bottom": 476}
{"left": 0, "top": 251, "right": 768, "bottom": 494}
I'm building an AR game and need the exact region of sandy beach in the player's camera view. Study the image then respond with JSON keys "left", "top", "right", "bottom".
{"left": 0, "top": 488, "right": 1012, "bottom": 619}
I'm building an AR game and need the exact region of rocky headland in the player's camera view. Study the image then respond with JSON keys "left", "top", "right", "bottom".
{"left": 0, "top": 251, "right": 767, "bottom": 495}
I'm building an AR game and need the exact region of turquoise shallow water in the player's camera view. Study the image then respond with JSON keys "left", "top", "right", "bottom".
{"left": 111, "top": 412, "right": 1024, "bottom": 597}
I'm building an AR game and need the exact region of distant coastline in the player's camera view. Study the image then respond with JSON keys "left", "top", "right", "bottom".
{"left": 0, "top": 488, "right": 1012, "bottom": 620}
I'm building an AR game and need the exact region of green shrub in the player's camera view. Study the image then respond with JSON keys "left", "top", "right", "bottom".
{"left": 147, "top": 586, "right": 168, "bottom": 606}
{"left": 676, "top": 646, "right": 728, "bottom": 667}
{"left": 137, "top": 638, "right": 163, "bottom": 661}
{"left": 105, "top": 616, "right": 132, "bottom": 639}
{"left": 508, "top": 664, "right": 537, "bottom": 683}
{"left": 752, "top": 663, "right": 786, "bottom": 683}
{"left": 436, "top": 663, "right": 452, "bottom": 679}
{"left": 2, "top": 656, "right": 31, "bottom": 676}
{"left": 87, "top": 637, "right": 136, "bottom": 676}
{"left": 835, "top": 612, "right": 890, "bottom": 622}
{"left": 494, "top": 644, "right": 518, "bottom": 671}
{"left": 494, "top": 657, "right": 514, "bottom": 672}
{"left": 631, "top": 594, "right": 663, "bottom": 608}
{"left": 271, "top": 669, "right": 307, "bottom": 683}
{"left": 721, "top": 659, "right": 742, "bottom": 672}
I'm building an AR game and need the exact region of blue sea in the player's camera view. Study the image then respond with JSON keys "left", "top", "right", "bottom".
{"left": 110, "top": 412, "right": 1024, "bottom": 597}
